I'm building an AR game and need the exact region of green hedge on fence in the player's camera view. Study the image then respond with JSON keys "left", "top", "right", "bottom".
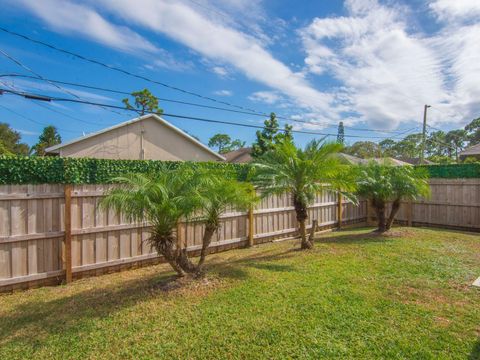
{"left": 0, "top": 156, "right": 479, "bottom": 185}
{"left": 0, "top": 156, "right": 250, "bottom": 184}
{"left": 416, "top": 163, "right": 480, "bottom": 179}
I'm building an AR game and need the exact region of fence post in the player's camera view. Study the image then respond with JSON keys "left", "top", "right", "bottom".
{"left": 337, "top": 193, "right": 343, "bottom": 229}
{"left": 248, "top": 204, "right": 254, "bottom": 247}
{"left": 64, "top": 184, "right": 72, "bottom": 284}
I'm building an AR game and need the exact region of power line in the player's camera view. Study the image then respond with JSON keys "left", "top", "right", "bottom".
{"left": 0, "top": 48, "right": 82, "bottom": 100}
{"left": 0, "top": 87, "right": 402, "bottom": 139}
{"left": 427, "top": 124, "right": 469, "bottom": 146}
{"left": 0, "top": 50, "right": 125, "bottom": 117}
{"left": 0, "top": 28, "right": 419, "bottom": 135}
{"left": 389, "top": 126, "right": 420, "bottom": 139}
{"left": 0, "top": 103, "right": 79, "bottom": 133}
{"left": 0, "top": 27, "right": 265, "bottom": 115}
{"left": 0, "top": 80, "right": 118, "bottom": 127}
{"left": 0, "top": 73, "right": 412, "bottom": 134}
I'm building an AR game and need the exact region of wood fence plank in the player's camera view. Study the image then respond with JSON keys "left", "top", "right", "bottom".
{"left": 2, "top": 179, "right": 480, "bottom": 290}
{"left": 64, "top": 185, "right": 72, "bottom": 282}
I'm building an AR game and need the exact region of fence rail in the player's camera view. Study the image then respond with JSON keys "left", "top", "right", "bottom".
{"left": 1, "top": 178, "right": 478, "bottom": 291}
{"left": 0, "top": 184, "right": 364, "bottom": 291}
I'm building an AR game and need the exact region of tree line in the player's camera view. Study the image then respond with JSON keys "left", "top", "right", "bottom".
{"left": 343, "top": 117, "right": 480, "bottom": 163}
{"left": 2, "top": 85, "right": 478, "bottom": 163}
{"left": 0, "top": 123, "right": 61, "bottom": 156}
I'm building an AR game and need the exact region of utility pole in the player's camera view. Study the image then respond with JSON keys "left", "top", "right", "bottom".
{"left": 420, "top": 104, "right": 431, "bottom": 164}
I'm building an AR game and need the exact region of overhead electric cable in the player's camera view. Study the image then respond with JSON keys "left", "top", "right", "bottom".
{"left": 0, "top": 103, "right": 79, "bottom": 133}
{"left": 0, "top": 27, "right": 264, "bottom": 114}
{"left": 1, "top": 88, "right": 406, "bottom": 139}
{"left": 0, "top": 73, "right": 413, "bottom": 134}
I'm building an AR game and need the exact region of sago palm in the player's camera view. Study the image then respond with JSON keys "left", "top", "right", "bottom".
{"left": 252, "top": 139, "right": 356, "bottom": 249}
{"left": 356, "top": 162, "right": 430, "bottom": 232}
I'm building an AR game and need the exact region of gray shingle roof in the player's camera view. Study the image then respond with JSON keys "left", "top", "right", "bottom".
{"left": 460, "top": 143, "right": 480, "bottom": 156}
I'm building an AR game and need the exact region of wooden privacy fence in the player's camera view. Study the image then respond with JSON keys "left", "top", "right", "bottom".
{"left": 1, "top": 178, "right": 478, "bottom": 291}
{"left": 390, "top": 179, "right": 480, "bottom": 230}
{"left": 0, "top": 184, "right": 365, "bottom": 291}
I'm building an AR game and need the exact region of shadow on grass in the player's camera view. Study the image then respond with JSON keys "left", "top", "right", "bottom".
{"left": 470, "top": 340, "right": 480, "bottom": 360}
{"left": 317, "top": 231, "right": 388, "bottom": 245}
{"left": 246, "top": 263, "right": 296, "bottom": 272}
{"left": 0, "top": 271, "right": 177, "bottom": 348}
{"left": 0, "top": 246, "right": 299, "bottom": 348}
{"left": 0, "top": 231, "right": 383, "bottom": 350}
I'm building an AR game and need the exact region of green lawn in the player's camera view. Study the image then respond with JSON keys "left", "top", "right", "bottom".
{"left": 1, "top": 227, "right": 479, "bottom": 359}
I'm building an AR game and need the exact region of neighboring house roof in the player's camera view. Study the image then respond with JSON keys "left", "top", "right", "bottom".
{"left": 399, "top": 158, "right": 435, "bottom": 165}
{"left": 459, "top": 143, "right": 480, "bottom": 157}
{"left": 46, "top": 114, "right": 225, "bottom": 161}
{"left": 337, "top": 153, "right": 367, "bottom": 165}
{"left": 224, "top": 147, "right": 252, "bottom": 163}
{"left": 338, "top": 153, "right": 412, "bottom": 166}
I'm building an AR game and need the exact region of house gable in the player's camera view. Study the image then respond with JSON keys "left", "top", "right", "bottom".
{"left": 46, "top": 115, "right": 224, "bottom": 161}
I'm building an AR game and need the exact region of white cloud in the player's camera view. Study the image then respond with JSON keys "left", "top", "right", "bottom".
{"left": 15, "top": 128, "right": 39, "bottom": 136}
{"left": 12, "top": 0, "right": 480, "bottom": 131}
{"left": 248, "top": 91, "right": 282, "bottom": 104}
{"left": 429, "top": 0, "right": 480, "bottom": 22}
{"left": 89, "top": 0, "right": 335, "bottom": 115}
{"left": 13, "top": 0, "right": 158, "bottom": 54}
{"left": 211, "top": 66, "right": 229, "bottom": 77}
{"left": 145, "top": 54, "right": 193, "bottom": 72}
{"left": 213, "top": 90, "right": 232, "bottom": 96}
{"left": 300, "top": 0, "right": 480, "bottom": 129}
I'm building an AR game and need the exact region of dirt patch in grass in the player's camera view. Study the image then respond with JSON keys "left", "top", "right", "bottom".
{"left": 316, "top": 226, "right": 419, "bottom": 244}
{"left": 379, "top": 228, "right": 418, "bottom": 238}
{"left": 154, "top": 274, "right": 225, "bottom": 295}
{"left": 392, "top": 285, "right": 473, "bottom": 309}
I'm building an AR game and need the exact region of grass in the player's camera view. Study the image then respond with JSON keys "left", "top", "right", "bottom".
{"left": 1, "top": 227, "right": 479, "bottom": 359}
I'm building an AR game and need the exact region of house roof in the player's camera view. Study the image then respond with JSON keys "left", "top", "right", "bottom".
{"left": 223, "top": 147, "right": 252, "bottom": 163}
{"left": 459, "top": 143, "right": 480, "bottom": 156}
{"left": 337, "top": 153, "right": 412, "bottom": 166}
{"left": 337, "top": 153, "right": 367, "bottom": 165}
{"left": 45, "top": 114, "right": 225, "bottom": 161}
{"left": 399, "top": 157, "right": 435, "bottom": 165}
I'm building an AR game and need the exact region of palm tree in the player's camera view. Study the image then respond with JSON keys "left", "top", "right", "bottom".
{"left": 356, "top": 162, "right": 430, "bottom": 232}
{"left": 99, "top": 166, "right": 200, "bottom": 276}
{"left": 100, "top": 165, "right": 255, "bottom": 276}
{"left": 193, "top": 169, "right": 256, "bottom": 272}
{"left": 251, "top": 139, "right": 356, "bottom": 249}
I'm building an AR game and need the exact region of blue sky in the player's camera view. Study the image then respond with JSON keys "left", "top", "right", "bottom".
{"left": 0, "top": 0, "right": 479, "bottom": 148}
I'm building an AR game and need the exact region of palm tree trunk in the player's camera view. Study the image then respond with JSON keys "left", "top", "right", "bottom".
{"left": 176, "top": 249, "right": 197, "bottom": 274}
{"left": 197, "top": 223, "right": 217, "bottom": 272}
{"left": 151, "top": 233, "right": 186, "bottom": 277}
{"left": 372, "top": 198, "right": 387, "bottom": 233}
{"left": 386, "top": 198, "right": 401, "bottom": 230}
{"left": 299, "top": 220, "right": 312, "bottom": 249}
{"left": 294, "top": 196, "right": 312, "bottom": 249}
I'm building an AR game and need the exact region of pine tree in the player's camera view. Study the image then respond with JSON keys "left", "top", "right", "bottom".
{"left": 337, "top": 121, "right": 345, "bottom": 144}
{"left": 122, "top": 88, "right": 163, "bottom": 115}
{"left": 31, "top": 126, "right": 61, "bottom": 156}
{"left": 251, "top": 113, "right": 293, "bottom": 157}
